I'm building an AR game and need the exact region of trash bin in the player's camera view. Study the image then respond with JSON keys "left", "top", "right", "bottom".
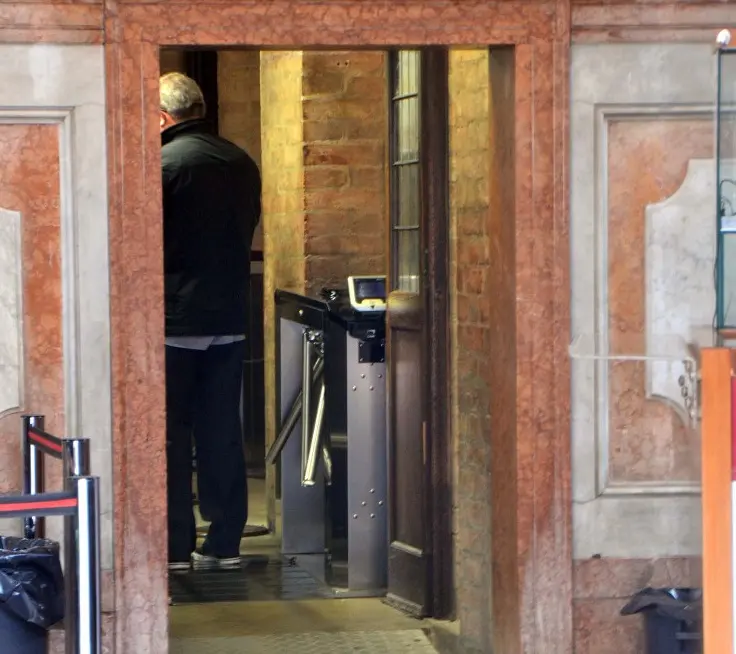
{"left": 621, "top": 587, "right": 702, "bottom": 654}
{"left": 0, "top": 536, "right": 65, "bottom": 654}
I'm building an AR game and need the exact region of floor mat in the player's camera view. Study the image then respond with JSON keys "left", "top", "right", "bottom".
{"left": 169, "top": 630, "right": 437, "bottom": 653}
{"left": 169, "top": 557, "right": 334, "bottom": 604}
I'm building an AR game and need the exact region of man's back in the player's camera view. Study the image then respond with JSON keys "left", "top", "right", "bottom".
{"left": 161, "top": 119, "right": 261, "bottom": 337}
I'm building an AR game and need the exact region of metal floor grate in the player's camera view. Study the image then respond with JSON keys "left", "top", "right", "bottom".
{"left": 170, "top": 630, "right": 437, "bottom": 653}
{"left": 169, "top": 553, "right": 385, "bottom": 604}
{"left": 169, "top": 556, "right": 335, "bottom": 604}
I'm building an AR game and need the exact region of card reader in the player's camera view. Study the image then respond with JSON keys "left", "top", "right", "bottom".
{"left": 347, "top": 275, "right": 387, "bottom": 313}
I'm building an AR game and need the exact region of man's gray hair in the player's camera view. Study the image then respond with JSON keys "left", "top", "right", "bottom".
{"left": 159, "top": 72, "right": 206, "bottom": 121}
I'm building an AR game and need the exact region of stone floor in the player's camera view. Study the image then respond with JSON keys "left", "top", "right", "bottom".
{"left": 169, "top": 599, "right": 436, "bottom": 653}
{"left": 169, "top": 631, "right": 437, "bottom": 653}
{"left": 171, "top": 479, "right": 437, "bottom": 653}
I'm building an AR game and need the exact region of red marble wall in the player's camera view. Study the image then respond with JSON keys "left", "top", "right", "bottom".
{"left": 0, "top": 124, "right": 64, "bottom": 505}
{"left": 574, "top": 556, "right": 701, "bottom": 653}
{"left": 607, "top": 119, "right": 712, "bottom": 485}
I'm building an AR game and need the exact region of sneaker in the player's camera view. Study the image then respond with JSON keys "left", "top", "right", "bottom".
{"left": 168, "top": 560, "right": 191, "bottom": 573}
{"left": 191, "top": 549, "right": 241, "bottom": 570}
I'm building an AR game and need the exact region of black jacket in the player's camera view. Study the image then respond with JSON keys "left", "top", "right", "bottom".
{"left": 161, "top": 120, "right": 261, "bottom": 336}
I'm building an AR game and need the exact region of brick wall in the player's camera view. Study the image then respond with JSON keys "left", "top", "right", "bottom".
{"left": 218, "top": 50, "right": 388, "bottom": 293}
{"left": 448, "top": 49, "right": 493, "bottom": 652}
{"left": 302, "top": 52, "right": 388, "bottom": 295}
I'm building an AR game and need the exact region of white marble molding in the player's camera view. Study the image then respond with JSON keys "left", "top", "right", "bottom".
{"left": 0, "top": 208, "right": 23, "bottom": 419}
{"left": 645, "top": 159, "right": 716, "bottom": 418}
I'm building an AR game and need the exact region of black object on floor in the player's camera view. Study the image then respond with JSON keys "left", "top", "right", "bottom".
{"left": 195, "top": 524, "right": 270, "bottom": 538}
{"left": 168, "top": 556, "right": 335, "bottom": 605}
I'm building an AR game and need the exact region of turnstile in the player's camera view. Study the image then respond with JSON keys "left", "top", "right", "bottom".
{"left": 266, "top": 277, "right": 387, "bottom": 593}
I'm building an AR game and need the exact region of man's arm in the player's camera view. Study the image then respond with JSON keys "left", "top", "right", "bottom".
{"left": 161, "top": 150, "right": 180, "bottom": 262}
{"left": 161, "top": 148, "right": 179, "bottom": 201}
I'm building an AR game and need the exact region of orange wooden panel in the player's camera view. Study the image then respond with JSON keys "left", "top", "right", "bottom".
{"left": 701, "top": 348, "right": 733, "bottom": 654}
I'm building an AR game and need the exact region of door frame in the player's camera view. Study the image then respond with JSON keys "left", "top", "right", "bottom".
{"left": 420, "top": 48, "right": 453, "bottom": 620}
{"left": 385, "top": 47, "right": 452, "bottom": 619}
{"left": 105, "top": 3, "right": 572, "bottom": 653}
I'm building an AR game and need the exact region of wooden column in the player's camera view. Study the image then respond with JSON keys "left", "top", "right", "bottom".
{"left": 701, "top": 347, "right": 734, "bottom": 654}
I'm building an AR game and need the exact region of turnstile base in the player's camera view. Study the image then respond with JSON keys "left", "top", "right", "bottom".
{"left": 291, "top": 553, "right": 386, "bottom": 598}
{"left": 169, "top": 555, "right": 385, "bottom": 605}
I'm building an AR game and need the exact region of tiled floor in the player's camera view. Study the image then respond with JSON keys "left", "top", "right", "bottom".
{"left": 175, "top": 478, "right": 333, "bottom": 605}
{"left": 169, "top": 630, "right": 437, "bottom": 653}
{"left": 169, "top": 556, "right": 334, "bottom": 604}
{"left": 169, "top": 599, "right": 436, "bottom": 653}
{"left": 170, "top": 598, "right": 423, "bottom": 638}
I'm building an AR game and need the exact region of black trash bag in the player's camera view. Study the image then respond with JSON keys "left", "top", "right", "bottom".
{"left": 0, "top": 536, "right": 64, "bottom": 629}
{"left": 621, "top": 587, "right": 702, "bottom": 622}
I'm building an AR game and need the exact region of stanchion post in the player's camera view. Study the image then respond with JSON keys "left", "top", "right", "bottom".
{"left": 63, "top": 438, "right": 92, "bottom": 651}
{"left": 62, "top": 438, "right": 91, "bottom": 488}
{"left": 66, "top": 476, "right": 101, "bottom": 654}
{"left": 21, "top": 414, "right": 45, "bottom": 539}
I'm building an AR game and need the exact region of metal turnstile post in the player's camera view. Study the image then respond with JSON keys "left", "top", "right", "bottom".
{"left": 279, "top": 318, "right": 326, "bottom": 555}
{"left": 346, "top": 335, "right": 388, "bottom": 590}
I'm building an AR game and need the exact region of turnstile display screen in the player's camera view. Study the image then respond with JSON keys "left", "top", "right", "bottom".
{"left": 356, "top": 279, "right": 385, "bottom": 301}
{"left": 348, "top": 275, "right": 387, "bottom": 312}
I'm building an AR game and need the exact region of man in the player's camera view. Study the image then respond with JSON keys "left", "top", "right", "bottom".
{"left": 159, "top": 72, "right": 261, "bottom": 571}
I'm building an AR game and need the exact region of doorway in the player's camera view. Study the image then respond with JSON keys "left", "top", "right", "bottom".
{"left": 157, "top": 45, "right": 454, "bottom": 632}
{"left": 107, "top": 4, "right": 571, "bottom": 652}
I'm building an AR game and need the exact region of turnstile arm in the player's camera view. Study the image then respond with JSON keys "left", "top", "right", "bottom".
{"left": 265, "top": 357, "right": 324, "bottom": 466}
{"left": 301, "top": 331, "right": 312, "bottom": 479}
{"left": 303, "top": 380, "right": 326, "bottom": 486}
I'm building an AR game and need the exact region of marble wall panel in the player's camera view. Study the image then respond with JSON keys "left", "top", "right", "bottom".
{"left": 607, "top": 119, "right": 711, "bottom": 486}
{"left": 571, "top": 43, "right": 715, "bottom": 559}
{"left": 0, "top": 43, "right": 112, "bottom": 595}
{"left": 0, "top": 124, "right": 63, "bottom": 544}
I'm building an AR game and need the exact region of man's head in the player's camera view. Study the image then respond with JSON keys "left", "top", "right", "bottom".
{"left": 159, "top": 72, "right": 206, "bottom": 132}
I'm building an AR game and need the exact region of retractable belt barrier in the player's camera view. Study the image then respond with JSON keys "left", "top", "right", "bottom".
{"left": 6, "top": 414, "right": 103, "bottom": 654}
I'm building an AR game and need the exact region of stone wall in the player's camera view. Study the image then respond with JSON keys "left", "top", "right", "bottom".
{"left": 259, "top": 51, "right": 306, "bottom": 521}
{"left": 570, "top": 43, "right": 713, "bottom": 652}
{"left": 448, "top": 48, "right": 493, "bottom": 651}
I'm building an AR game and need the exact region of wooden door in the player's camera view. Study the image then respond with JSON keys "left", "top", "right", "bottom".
{"left": 386, "top": 47, "right": 451, "bottom": 618}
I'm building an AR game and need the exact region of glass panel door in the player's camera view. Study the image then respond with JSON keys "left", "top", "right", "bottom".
{"left": 390, "top": 50, "right": 422, "bottom": 294}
